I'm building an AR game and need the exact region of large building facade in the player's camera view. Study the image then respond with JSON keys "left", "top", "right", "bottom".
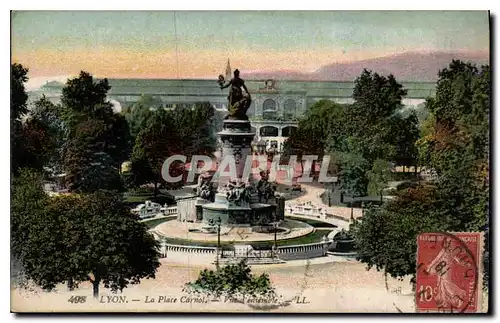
{"left": 28, "top": 66, "right": 436, "bottom": 152}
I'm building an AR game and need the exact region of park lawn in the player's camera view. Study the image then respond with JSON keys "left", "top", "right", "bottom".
{"left": 142, "top": 216, "right": 176, "bottom": 229}
{"left": 286, "top": 216, "right": 337, "bottom": 228}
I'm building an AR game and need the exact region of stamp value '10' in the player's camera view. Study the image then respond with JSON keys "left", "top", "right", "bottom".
{"left": 416, "top": 232, "right": 484, "bottom": 313}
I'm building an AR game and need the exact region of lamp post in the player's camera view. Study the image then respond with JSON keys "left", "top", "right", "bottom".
{"left": 209, "top": 217, "right": 222, "bottom": 270}
{"left": 216, "top": 217, "right": 221, "bottom": 269}
{"left": 350, "top": 199, "right": 354, "bottom": 222}
{"left": 273, "top": 223, "right": 278, "bottom": 251}
{"left": 327, "top": 184, "right": 333, "bottom": 207}
{"left": 271, "top": 213, "right": 279, "bottom": 260}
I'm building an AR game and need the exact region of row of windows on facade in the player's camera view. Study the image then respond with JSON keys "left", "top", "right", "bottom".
{"left": 162, "top": 99, "right": 299, "bottom": 119}
{"left": 254, "top": 126, "right": 297, "bottom": 137}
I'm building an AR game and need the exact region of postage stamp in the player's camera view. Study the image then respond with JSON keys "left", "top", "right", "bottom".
{"left": 416, "top": 232, "right": 484, "bottom": 313}
{"left": 9, "top": 10, "right": 490, "bottom": 314}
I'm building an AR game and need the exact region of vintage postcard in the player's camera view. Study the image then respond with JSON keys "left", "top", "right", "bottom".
{"left": 10, "top": 10, "right": 490, "bottom": 313}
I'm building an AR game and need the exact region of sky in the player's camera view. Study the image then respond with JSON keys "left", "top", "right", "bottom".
{"left": 11, "top": 10, "right": 490, "bottom": 86}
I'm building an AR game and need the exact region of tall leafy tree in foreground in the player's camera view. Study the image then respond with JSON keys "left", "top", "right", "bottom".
{"left": 352, "top": 60, "right": 490, "bottom": 283}
{"left": 11, "top": 171, "right": 160, "bottom": 298}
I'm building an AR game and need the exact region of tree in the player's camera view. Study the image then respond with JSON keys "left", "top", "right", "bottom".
{"left": 367, "top": 159, "right": 392, "bottom": 202}
{"left": 130, "top": 108, "right": 182, "bottom": 193}
{"left": 351, "top": 70, "right": 408, "bottom": 128}
{"left": 337, "top": 151, "right": 370, "bottom": 198}
{"left": 347, "top": 70, "right": 408, "bottom": 164}
{"left": 183, "top": 260, "right": 275, "bottom": 300}
{"left": 172, "top": 102, "right": 218, "bottom": 158}
{"left": 61, "top": 71, "right": 131, "bottom": 193}
{"left": 64, "top": 118, "right": 124, "bottom": 192}
{"left": 128, "top": 102, "right": 218, "bottom": 191}
{"left": 391, "top": 111, "right": 420, "bottom": 172}
{"left": 30, "top": 96, "right": 68, "bottom": 174}
{"left": 282, "top": 100, "right": 341, "bottom": 173}
{"left": 11, "top": 169, "right": 50, "bottom": 265}
{"left": 121, "top": 94, "right": 158, "bottom": 139}
{"left": 11, "top": 63, "right": 29, "bottom": 174}
{"left": 11, "top": 63, "right": 29, "bottom": 123}
{"left": 11, "top": 65, "right": 62, "bottom": 175}
{"left": 11, "top": 175, "right": 161, "bottom": 298}
{"left": 352, "top": 60, "right": 490, "bottom": 282}
{"left": 351, "top": 185, "right": 445, "bottom": 283}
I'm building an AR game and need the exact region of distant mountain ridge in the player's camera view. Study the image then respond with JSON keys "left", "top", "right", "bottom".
{"left": 245, "top": 51, "right": 489, "bottom": 82}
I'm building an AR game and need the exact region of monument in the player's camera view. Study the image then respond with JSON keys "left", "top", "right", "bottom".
{"left": 197, "top": 69, "right": 285, "bottom": 228}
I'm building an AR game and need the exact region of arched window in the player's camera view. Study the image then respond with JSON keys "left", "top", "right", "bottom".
{"left": 283, "top": 99, "right": 296, "bottom": 120}
{"left": 281, "top": 126, "right": 297, "bottom": 137}
{"left": 262, "top": 99, "right": 277, "bottom": 120}
{"left": 260, "top": 126, "right": 279, "bottom": 137}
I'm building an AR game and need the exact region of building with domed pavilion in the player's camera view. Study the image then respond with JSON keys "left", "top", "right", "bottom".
{"left": 28, "top": 60, "right": 435, "bottom": 152}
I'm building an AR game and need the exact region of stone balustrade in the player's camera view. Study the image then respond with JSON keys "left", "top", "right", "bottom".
{"left": 162, "top": 243, "right": 217, "bottom": 256}
{"left": 158, "top": 240, "right": 330, "bottom": 261}
{"left": 164, "top": 206, "right": 178, "bottom": 215}
{"left": 277, "top": 241, "right": 330, "bottom": 260}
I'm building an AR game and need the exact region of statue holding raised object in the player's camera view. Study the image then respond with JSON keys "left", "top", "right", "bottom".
{"left": 218, "top": 69, "right": 252, "bottom": 120}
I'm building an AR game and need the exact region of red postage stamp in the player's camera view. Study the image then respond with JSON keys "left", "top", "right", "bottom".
{"left": 416, "top": 232, "right": 484, "bottom": 313}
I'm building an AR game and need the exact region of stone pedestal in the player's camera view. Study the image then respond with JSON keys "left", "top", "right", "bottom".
{"left": 176, "top": 195, "right": 198, "bottom": 222}
{"left": 216, "top": 119, "right": 255, "bottom": 185}
{"left": 201, "top": 119, "right": 284, "bottom": 228}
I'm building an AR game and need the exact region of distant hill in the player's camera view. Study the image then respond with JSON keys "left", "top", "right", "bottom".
{"left": 245, "top": 51, "right": 489, "bottom": 82}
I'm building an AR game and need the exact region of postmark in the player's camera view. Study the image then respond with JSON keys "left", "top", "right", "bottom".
{"left": 415, "top": 232, "right": 484, "bottom": 313}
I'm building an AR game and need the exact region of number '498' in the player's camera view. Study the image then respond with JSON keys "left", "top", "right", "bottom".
{"left": 67, "top": 296, "right": 87, "bottom": 303}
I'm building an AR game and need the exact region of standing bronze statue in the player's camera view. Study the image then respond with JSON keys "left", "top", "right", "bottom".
{"left": 218, "top": 69, "right": 252, "bottom": 120}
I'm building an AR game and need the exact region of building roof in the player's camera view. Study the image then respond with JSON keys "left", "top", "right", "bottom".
{"left": 31, "top": 78, "right": 436, "bottom": 102}
{"left": 102, "top": 78, "right": 435, "bottom": 99}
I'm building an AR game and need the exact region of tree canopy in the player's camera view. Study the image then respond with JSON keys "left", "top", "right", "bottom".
{"left": 284, "top": 70, "right": 419, "bottom": 196}
{"left": 11, "top": 169, "right": 160, "bottom": 298}
{"left": 352, "top": 60, "right": 490, "bottom": 283}
{"left": 184, "top": 260, "right": 275, "bottom": 300}
{"left": 11, "top": 66, "right": 161, "bottom": 299}
{"left": 60, "top": 71, "right": 131, "bottom": 192}
{"left": 127, "top": 102, "right": 218, "bottom": 191}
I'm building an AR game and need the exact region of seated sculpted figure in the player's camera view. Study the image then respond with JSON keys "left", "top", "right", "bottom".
{"left": 196, "top": 172, "right": 215, "bottom": 201}
{"left": 226, "top": 179, "right": 248, "bottom": 205}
